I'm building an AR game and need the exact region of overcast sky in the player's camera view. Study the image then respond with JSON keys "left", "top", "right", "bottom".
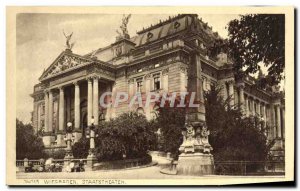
{"left": 16, "top": 13, "right": 239, "bottom": 123}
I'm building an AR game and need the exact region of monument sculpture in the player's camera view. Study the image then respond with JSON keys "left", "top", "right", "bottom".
{"left": 63, "top": 30, "right": 75, "bottom": 50}
{"left": 116, "top": 14, "right": 131, "bottom": 40}
{"left": 176, "top": 54, "right": 214, "bottom": 176}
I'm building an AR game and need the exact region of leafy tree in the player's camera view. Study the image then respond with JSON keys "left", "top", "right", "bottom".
{"left": 95, "top": 112, "right": 156, "bottom": 161}
{"left": 154, "top": 99, "right": 185, "bottom": 157}
{"left": 204, "top": 86, "right": 274, "bottom": 161}
{"left": 227, "top": 14, "right": 285, "bottom": 86}
{"left": 16, "top": 119, "right": 47, "bottom": 159}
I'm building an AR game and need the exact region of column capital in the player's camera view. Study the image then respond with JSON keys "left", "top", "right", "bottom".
{"left": 236, "top": 82, "right": 245, "bottom": 89}
{"left": 128, "top": 78, "right": 134, "bottom": 84}
{"left": 92, "top": 75, "right": 100, "bottom": 80}
{"left": 144, "top": 73, "right": 151, "bottom": 80}
{"left": 48, "top": 89, "right": 54, "bottom": 94}
{"left": 225, "top": 79, "right": 235, "bottom": 85}
{"left": 58, "top": 86, "right": 65, "bottom": 91}
{"left": 44, "top": 89, "right": 49, "bottom": 94}
{"left": 162, "top": 68, "right": 169, "bottom": 75}
{"left": 273, "top": 103, "right": 281, "bottom": 107}
{"left": 86, "top": 77, "right": 93, "bottom": 82}
{"left": 73, "top": 81, "right": 79, "bottom": 86}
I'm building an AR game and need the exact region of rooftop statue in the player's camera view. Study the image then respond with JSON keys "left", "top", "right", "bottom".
{"left": 116, "top": 14, "right": 131, "bottom": 39}
{"left": 63, "top": 30, "right": 75, "bottom": 50}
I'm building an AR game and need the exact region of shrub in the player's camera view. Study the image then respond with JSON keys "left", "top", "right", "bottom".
{"left": 46, "top": 149, "right": 66, "bottom": 159}
{"left": 72, "top": 137, "right": 90, "bottom": 158}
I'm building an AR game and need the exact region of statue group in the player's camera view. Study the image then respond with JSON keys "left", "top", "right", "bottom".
{"left": 179, "top": 122, "right": 213, "bottom": 154}
{"left": 116, "top": 14, "right": 131, "bottom": 40}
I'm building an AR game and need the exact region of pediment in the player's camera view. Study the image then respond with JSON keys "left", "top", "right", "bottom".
{"left": 39, "top": 51, "right": 93, "bottom": 81}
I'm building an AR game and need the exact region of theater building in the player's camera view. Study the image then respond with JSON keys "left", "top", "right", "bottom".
{"left": 30, "top": 14, "right": 285, "bottom": 160}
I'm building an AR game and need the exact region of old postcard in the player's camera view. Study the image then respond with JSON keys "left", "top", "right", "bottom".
{"left": 6, "top": 6, "right": 294, "bottom": 186}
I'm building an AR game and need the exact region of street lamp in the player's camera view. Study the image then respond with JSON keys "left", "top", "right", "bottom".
{"left": 64, "top": 122, "right": 74, "bottom": 159}
{"left": 260, "top": 117, "right": 267, "bottom": 136}
{"left": 86, "top": 116, "right": 98, "bottom": 170}
{"left": 87, "top": 116, "right": 96, "bottom": 157}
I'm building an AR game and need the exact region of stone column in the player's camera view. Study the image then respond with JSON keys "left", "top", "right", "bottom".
{"left": 57, "top": 86, "right": 65, "bottom": 146}
{"left": 66, "top": 93, "right": 71, "bottom": 124}
{"left": 281, "top": 107, "right": 285, "bottom": 139}
{"left": 42, "top": 91, "right": 51, "bottom": 146}
{"left": 106, "top": 84, "right": 112, "bottom": 120}
{"left": 238, "top": 84, "right": 245, "bottom": 113}
{"left": 74, "top": 81, "right": 81, "bottom": 142}
{"left": 222, "top": 82, "right": 228, "bottom": 103}
{"left": 257, "top": 101, "right": 261, "bottom": 117}
{"left": 48, "top": 90, "right": 53, "bottom": 134}
{"left": 87, "top": 78, "right": 93, "bottom": 126}
{"left": 252, "top": 98, "right": 255, "bottom": 116}
{"left": 203, "top": 77, "right": 207, "bottom": 91}
{"left": 262, "top": 104, "right": 267, "bottom": 129}
{"left": 93, "top": 76, "right": 99, "bottom": 126}
{"left": 244, "top": 95, "right": 249, "bottom": 116}
{"left": 37, "top": 104, "right": 41, "bottom": 133}
{"left": 276, "top": 104, "right": 282, "bottom": 138}
{"left": 271, "top": 104, "right": 277, "bottom": 139}
{"left": 111, "top": 82, "right": 117, "bottom": 118}
{"left": 228, "top": 81, "right": 234, "bottom": 107}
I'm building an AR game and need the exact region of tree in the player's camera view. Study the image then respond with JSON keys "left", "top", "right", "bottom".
{"left": 227, "top": 14, "right": 285, "bottom": 86}
{"left": 152, "top": 98, "right": 186, "bottom": 157}
{"left": 204, "top": 86, "right": 274, "bottom": 161}
{"left": 16, "top": 119, "right": 47, "bottom": 159}
{"left": 95, "top": 112, "right": 156, "bottom": 161}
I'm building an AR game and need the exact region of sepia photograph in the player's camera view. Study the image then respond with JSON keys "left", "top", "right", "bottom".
{"left": 6, "top": 6, "right": 294, "bottom": 186}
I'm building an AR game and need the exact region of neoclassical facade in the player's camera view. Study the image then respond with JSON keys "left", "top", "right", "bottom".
{"left": 31, "top": 14, "right": 285, "bottom": 159}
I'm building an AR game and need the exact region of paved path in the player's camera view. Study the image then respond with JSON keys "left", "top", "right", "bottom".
{"left": 16, "top": 157, "right": 284, "bottom": 185}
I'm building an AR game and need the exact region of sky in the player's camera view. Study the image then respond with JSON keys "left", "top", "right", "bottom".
{"left": 16, "top": 13, "right": 239, "bottom": 123}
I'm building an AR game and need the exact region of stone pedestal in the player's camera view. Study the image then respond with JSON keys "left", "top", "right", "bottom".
{"left": 86, "top": 154, "right": 97, "bottom": 171}
{"left": 270, "top": 138, "right": 285, "bottom": 172}
{"left": 73, "top": 131, "right": 82, "bottom": 142}
{"left": 42, "top": 135, "right": 52, "bottom": 146}
{"left": 56, "top": 133, "right": 66, "bottom": 146}
{"left": 177, "top": 153, "right": 214, "bottom": 176}
{"left": 42, "top": 134, "right": 55, "bottom": 146}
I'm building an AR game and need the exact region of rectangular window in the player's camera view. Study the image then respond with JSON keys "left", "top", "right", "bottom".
{"left": 136, "top": 78, "right": 143, "bottom": 92}
{"left": 153, "top": 74, "right": 161, "bottom": 90}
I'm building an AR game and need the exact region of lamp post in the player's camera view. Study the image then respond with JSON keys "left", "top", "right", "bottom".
{"left": 64, "top": 122, "right": 74, "bottom": 160}
{"left": 86, "top": 116, "right": 97, "bottom": 170}
{"left": 260, "top": 117, "right": 267, "bottom": 136}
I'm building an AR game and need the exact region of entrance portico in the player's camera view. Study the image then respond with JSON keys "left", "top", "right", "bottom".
{"left": 38, "top": 50, "right": 115, "bottom": 147}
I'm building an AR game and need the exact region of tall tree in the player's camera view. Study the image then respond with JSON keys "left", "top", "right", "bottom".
{"left": 227, "top": 14, "right": 285, "bottom": 86}
{"left": 16, "top": 119, "right": 47, "bottom": 159}
{"left": 204, "top": 86, "right": 274, "bottom": 161}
